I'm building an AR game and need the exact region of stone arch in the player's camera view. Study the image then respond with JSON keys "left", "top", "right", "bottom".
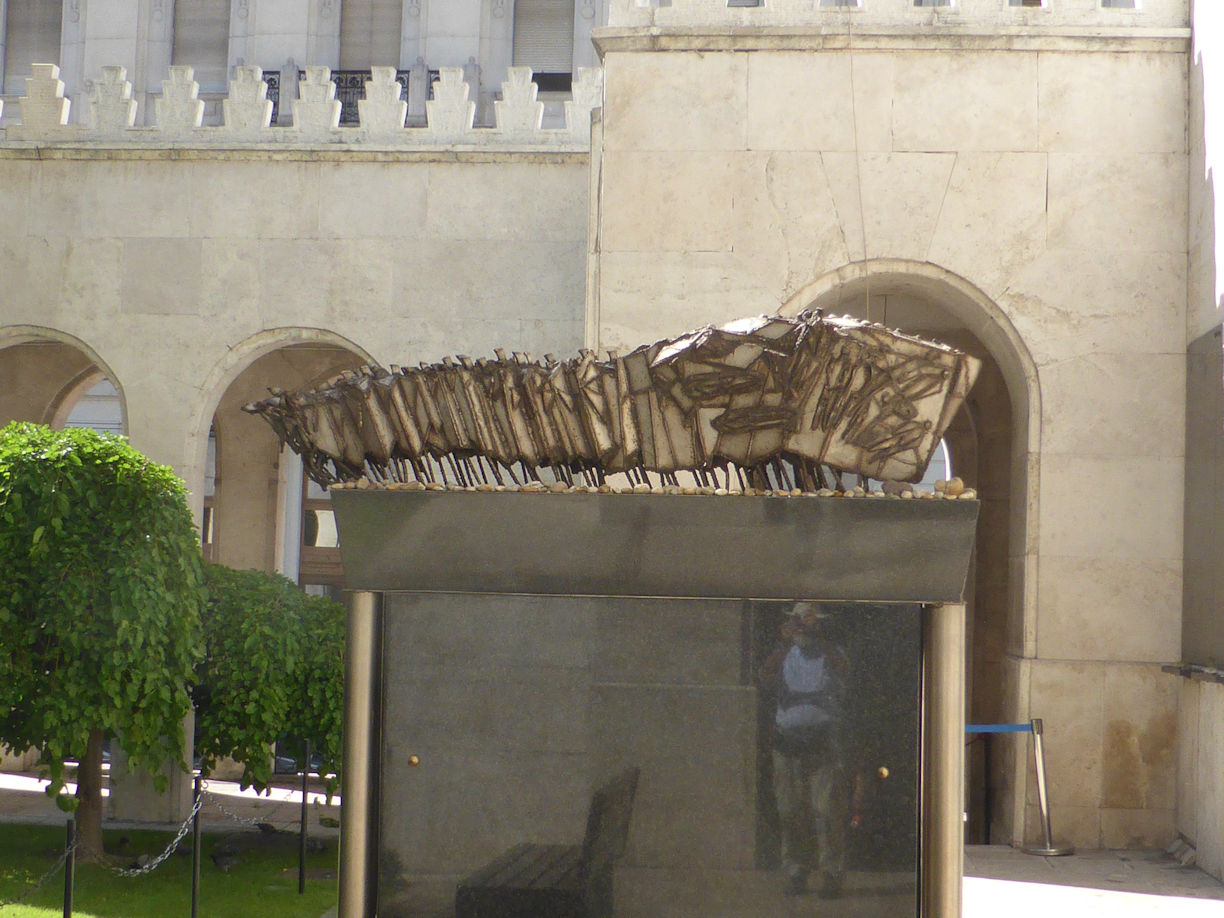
{"left": 189, "top": 327, "right": 378, "bottom": 482}
{"left": 783, "top": 259, "right": 1042, "bottom": 844}
{"left": 192, "top": 327, "right": 375, "bottom": 576}
{"left": 0, "top": 325, "right": 128, "bottom": 434}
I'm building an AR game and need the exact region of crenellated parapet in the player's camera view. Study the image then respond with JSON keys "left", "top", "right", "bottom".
{"left": 1, "top": 63, "right": 603, "bottom": 150}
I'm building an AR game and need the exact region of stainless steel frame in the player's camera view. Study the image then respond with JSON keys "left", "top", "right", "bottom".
{"left": 922, "top": 602, "right": 966, "bottom": 918}
{"left": 339, "top": 590, "right": 381, "bottom": 918}
{"left": 333, "top": 494, "right": 976, "bottom": 918}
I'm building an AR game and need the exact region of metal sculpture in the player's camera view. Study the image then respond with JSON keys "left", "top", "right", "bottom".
{"left": 244, "top": 311, "right": 979, "bottom": 490}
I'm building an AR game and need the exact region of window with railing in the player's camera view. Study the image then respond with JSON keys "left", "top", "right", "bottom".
{"left": 514, "top": 0, "right": 576, "bottom": 94}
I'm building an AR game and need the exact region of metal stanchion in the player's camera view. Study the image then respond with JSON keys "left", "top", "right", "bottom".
{"left": 299, "top": 739, "right": 311, "bottom": 895}
{"left": 63, "top": 819, "right": 75, "bottom": 918}
{"left": 191, "top": 773, "right": 202, "bottom": 918}
{"left": 1022, "top": 718, "right": 1074, "bottom": 856}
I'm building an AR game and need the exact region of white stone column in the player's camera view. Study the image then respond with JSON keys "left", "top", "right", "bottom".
{"left": 57, "top": 0, "right": 87, "bottom": 123}
{"left": 306, "top": 0, "right": 340, "bottom": 68}
{"left": 137, "top": 0, "right": 175, "bottom": 125}
{"left": 573, "top": 0, "right": 605, "bottom": 71}
{"left": 399, "top": 0, "right": 423, "bottom": 69}
{"left": 479, "top": 0, "right": 512, "bottom": 124}
{"left": 275, "top": 447, "right": 304, "bottom": 583}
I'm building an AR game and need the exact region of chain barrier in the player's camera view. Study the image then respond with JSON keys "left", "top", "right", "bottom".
{"left": 202, "top": 781, "right": 321, "bottom": 834}
{"left": 106, "top": 790, "right": 204, "bottom": 878}
{"left": 0, "top": 779, "right": 326, "bottom": 911}
{"left": 0, "top": 836, "right": 77, "bottom": 913}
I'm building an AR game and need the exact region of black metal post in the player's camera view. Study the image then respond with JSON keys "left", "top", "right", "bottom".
{"left": 63, "top": 819, "right": 74, "bottom": 918}
{"left": 299, "top": 739, "right": 310, "bottom": 895}
{"left": 191, "top": 773, "right": 202, "bottom": 918}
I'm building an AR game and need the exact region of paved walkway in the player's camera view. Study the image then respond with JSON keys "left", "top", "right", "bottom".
{"left": 2, "top": 771, "right": 1223, "bottom": 916}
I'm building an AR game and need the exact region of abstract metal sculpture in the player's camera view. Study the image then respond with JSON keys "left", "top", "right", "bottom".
{"left": 245, "top": 311, "right": 979, "bottom": 490}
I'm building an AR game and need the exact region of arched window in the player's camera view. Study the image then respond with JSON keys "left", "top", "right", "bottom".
{"left": 62, "top": 377, "right": 124, "bottom": 436}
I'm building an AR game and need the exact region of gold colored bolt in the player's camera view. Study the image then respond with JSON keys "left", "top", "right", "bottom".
{"left": 408, "top": 755, "right": 421, "bottom": 767}
{"left": 877, "top": 766, "right": 890, "bottom": 780}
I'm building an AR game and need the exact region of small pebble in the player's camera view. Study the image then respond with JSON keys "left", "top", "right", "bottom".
{"left": 945, "top": 477, "right": 966, "bottom": 497}
{"left": 549, "top": 481, "right": 569, "bottom": 493}
{"left": 901, "top": 490, "right": 914, "bottom": 499}
{"left": 960, "top": 489, "right": 977, "bottom": 500}
{"left": 817, "top": 488, "right": 835, "bottom": 497}
{"left": 714, "top": 488, "right": 729, "bottom": 496}
{"left": 598, "top": 484, "right": 612, "bottom": 493}
{"left": 633, "top": 483, "right": 651, "bottom": 494}
{"left": 934, "top": 479, "right": 947, "bottom": 493}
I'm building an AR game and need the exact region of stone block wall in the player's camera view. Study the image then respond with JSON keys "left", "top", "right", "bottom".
{"left": 0, "top": 144, "right": 590, "bottom": 519}
{"left": 591, "top": 25, "right": 1189, "bottom": 850}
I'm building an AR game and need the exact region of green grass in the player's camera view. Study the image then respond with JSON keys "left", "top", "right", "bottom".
{"left": 0, "top": 823, "right": 337, "bottom": 918}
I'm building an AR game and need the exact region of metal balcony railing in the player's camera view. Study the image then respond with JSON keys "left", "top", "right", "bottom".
{"left": 266, "top": 69, "right": 438, "bottom": 126}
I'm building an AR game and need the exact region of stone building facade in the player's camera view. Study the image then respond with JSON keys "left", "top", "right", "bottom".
{"left": 2, "top": 0, "right": 1224, "bottom": 876}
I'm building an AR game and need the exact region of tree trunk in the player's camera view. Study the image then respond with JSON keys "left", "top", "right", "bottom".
{"left": 74, "top": 728, "right": 106, "bottom": 861}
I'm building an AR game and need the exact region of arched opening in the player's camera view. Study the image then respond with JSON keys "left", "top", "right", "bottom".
{"left": 0, "top": 330, "right": 127, "bottom": 436}
{"left": 202, "top": 338, "right": 370, "bottom": 593}
{"left": 785, "top": 261, "right": 1040, "bottom": 845}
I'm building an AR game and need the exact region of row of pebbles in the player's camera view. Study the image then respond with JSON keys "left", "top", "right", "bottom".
{"left": 331, "top": 476, "right": 977, "bottom": 501}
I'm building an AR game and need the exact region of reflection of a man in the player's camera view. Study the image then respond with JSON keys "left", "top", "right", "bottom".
{"left": 760, "top": 603, "right": 850, "bottom": 897}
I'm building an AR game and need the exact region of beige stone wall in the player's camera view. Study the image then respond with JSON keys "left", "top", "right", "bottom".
{"left": 593, "top": 31, "right": 1188, "bottom": 849}
{"left": 0, "top": 148, "right": 590, "bottom": 519}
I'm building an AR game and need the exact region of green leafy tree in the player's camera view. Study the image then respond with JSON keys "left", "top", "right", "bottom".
{"left": 195, "top": 563, "right": 344, "bottom": 792}
{"left": 0, "top": 423, "right": 204, "bottom": 861}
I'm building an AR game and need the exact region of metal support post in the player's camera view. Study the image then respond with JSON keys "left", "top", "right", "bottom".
{"left": 338, "top": 590, "right": 382, "bottom": 918}
{"left": 922, "top": 602, "right": 965, "bottom": 918}
{"left": 191, "top": 773, "right": 202, "bottom": 918}
{"left": 62, "top": 819, "right": 75, "bottom": 918}
{"left": 300, "top": 738, "right": 311, "bottom": 894}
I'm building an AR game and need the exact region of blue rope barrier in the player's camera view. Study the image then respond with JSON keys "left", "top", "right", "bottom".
{"left": 966, "top": 723, "right": 1034, "bottom": 734}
